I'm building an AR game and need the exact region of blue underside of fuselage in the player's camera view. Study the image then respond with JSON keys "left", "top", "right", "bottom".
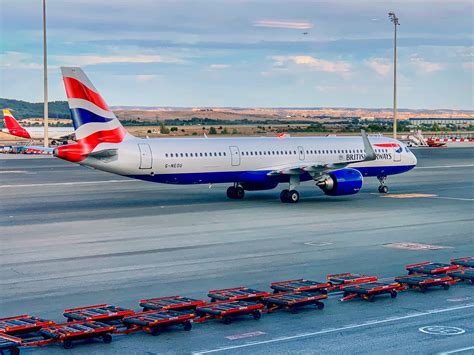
{"left": 126, "top": 165, "right": 416, "bottom": 185}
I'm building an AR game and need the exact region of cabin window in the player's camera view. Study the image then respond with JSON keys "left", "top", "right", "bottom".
{"left": 165, "top": 153, "right": 168, "bottom": 158}
{"left": 170, "top": 153, "right": 173, "bottom": 157}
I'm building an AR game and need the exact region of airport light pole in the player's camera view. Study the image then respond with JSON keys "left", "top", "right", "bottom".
{"left": 388, "top": 12, "right": 399, "bottom": 140}
{"left": 43, "top": 0, "right": 49, "bottom": 147}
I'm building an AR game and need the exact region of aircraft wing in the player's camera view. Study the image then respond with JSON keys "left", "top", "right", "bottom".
{"left": 267, "top": 130, "right": 376, "bottom": 178}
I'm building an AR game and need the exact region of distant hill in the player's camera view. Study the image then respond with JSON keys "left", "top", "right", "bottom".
{"left": 0, "top": 98, "right": 70, "bottom": 119}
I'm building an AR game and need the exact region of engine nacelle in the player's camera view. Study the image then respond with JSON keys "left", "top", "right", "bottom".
{"left": 317, "top": 168, "right": 363, "bottom": 196}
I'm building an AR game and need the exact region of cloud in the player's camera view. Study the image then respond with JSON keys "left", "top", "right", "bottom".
{"left": 0, "top": 52, "right": 43, "bottom": 70}
{"left": 410, "top": 58, "right": 444, "bottom": 73}
{"left": 54, "top": 54, "right": 184, "bottom": 66}
{"left": 135, "top": 74, "right": 157, "bottom": 82}
{"left": 365, "top": 58, "right": 391, "bottom": 76}
{"left": 208, "top": 64, "right": 230, "bottom": 70}
{"left": 282, "top": 55, "right": 351, "bottom": 74}
{"left": 462, "top": 61, "right": 474, "bottom": 71}
{"left": 253, "top": 19, "right": 313, "bottom": 30}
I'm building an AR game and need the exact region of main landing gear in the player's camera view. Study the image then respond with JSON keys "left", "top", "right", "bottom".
{"left": 227, "top": 184, "right": 245, "bottom": 199}
{"left": 377, "top": 175, "right": 389, "bottom": 193}
{"left": 280, "top": 175, "right": 300, "bottom": 203}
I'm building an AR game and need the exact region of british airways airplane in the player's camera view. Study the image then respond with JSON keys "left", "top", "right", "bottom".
{"left": 54, "top": 67, "right": 417, "bottom": 203}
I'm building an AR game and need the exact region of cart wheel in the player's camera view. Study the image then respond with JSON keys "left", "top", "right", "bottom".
{"left": 102, "top": 334, "right": 113, "bottom": 344}
{"left": 368, "top": 295, "right": 375, "bottom": 302}
{"left": 316, "top": 301, "right": 325, "bottom": 310}
{"left": 252, "top": 311, "right": 262, "bottom": 320}
{"left": 443, "top": 283, "right": 450, "bottom": 290}
{"left": 319, "top": 289, "right": 328, "bottom": 295}
{"left": 151, "top": 327, "right": 160, "bottom": 336}
{"left": 142, "top": 307, "right": 149, "bottom": 312}
{"left": 10, "top": 348, "right": 20, "bottom": 355}
{"left": 343, "top": 291, "right": 349, "bottom": 297}
{"left": 223, "top": 317, "right": 232, "bottom": 325}
{"left": 420, "top": 286, "right": 426, "bottom": 293}
{"left": 183, "top": 321, "right": 192, "bottom": 331}
{"left": 273, "top": 290, "right": 279, "bottom": 294}
{"left": 408, "top": 271, "right": 414, "bottom": 275}
{"left": 63, "top": 340, "right": 74, "bottom": 349}
{"left": 289, "top": 306, "right": 298, "bottom": 314}
{"left": 210, "top": 298, "right": 216, "bottom": 303}
{"left": 390, "top": 291, "right": 398, "bottom": 299}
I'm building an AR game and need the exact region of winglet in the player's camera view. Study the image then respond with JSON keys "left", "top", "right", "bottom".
{"left": 361, "top": 130, "right": 376, "bottom": 161}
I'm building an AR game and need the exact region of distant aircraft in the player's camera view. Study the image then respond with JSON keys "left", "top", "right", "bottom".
{"left": 2, "top": 109, "right": 74, "bottom": 144}
{"left": 302, "top": 32, "right": 309, "bottom": 35}
{"left": 54, "top": 67, "right": 417, "bottom": 203}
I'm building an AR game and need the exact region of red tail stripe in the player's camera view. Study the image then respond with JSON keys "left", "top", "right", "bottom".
{"left": 374, "top": 143, "right": 400, "bottom": 148}
{"left": 63, "top": 76, "right": 110, "bottom": 112}
{"left": 56, "top": 127, "right": 126, "bottom": 162}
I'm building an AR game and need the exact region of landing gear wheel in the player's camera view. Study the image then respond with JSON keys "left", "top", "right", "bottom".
{"left": 252, "top": 311, "right": 262, "bottom": 320}
{"left": 288, "top": 190, "right": 300, "bottom": 203}
{"left": 63, "top": 340, "right": 73, "bottom": 349}
{"left": 227, "top": 186, "right": 236, "bottom": 199}
{"left": 280, "top": 189, "right": 289, "bottom": 203}
{"left": 183, "top": 321, "right": 192, "bottom": 331}
{"left": 102, "top": 334, "right": 112, "bottom": 344}
{"left": 378, "top": 185, "right": 389, "bottom": 193}
{"left": 235, "top": 186, "right": 245, "bottom": 199}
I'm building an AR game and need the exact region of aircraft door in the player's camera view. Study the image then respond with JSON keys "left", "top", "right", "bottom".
{"left": 138, "top": 143, "right": 153, "bottom": 169}
{"left": 394, "top": 146, "right": 402, "bottom": 162}
{"left": 298, "top": 146, "right": 305, "bottom": 161}
{"left": 229, "top": 146, "right": 241, "bottom": 166}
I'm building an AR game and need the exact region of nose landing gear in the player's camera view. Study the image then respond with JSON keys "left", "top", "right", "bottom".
{"left": 227, "top": 184, "right": 245, "bottom": 199}
{"left": 377, "top": 175, "right": 389, "bottom": 193}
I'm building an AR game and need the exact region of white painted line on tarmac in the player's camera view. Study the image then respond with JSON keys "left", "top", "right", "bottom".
{"left": 0, "top": 170, "right": 29, "bottom": 174}
{"left": 416, "top": 164, "right": 474, "bottom": 169}
{"left": 192, "top": 303, "right": 474, "bottom": 354}
{"left": 427, "top": 196, "right": 474, "bottom": 202}
{"left": 0, "top": 180, "right": 139, "bottom": 188}
{"left": 439, "top": 346, "right": 474, "bottom": 354}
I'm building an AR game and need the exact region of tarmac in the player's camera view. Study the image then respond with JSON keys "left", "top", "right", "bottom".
{"left": 0, "top": 147, "right": 473, "bottom": 354}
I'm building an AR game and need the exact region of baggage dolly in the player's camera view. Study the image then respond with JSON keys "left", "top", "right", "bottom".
{"left": 447, "top": 268, "right": 474, "bottom": 284}
{"left": 262, "top": 292, "right": 327, "bottom": 314}
{"left": 207, "top": 287, "right": 271, "bottom": 302}
{"left": 405, "top": 261, "right": 459, "bottom": 275}
{"left": 340, "top": 282, "right": 402, "bottom": 302}
{"left": 326, "top": 273, "right": 378, "bottom": 289}
{"left": 39, "top": 321, "right": 115, "bottom": 349}
{"left": 195, "top": 301, "right": 264, "bottom": 325}
{"left": 450, "top": 257, "right": 474, "bottom": 268}
{"left": 395, "top": 274, "right": 455, "bottom": 292}
{"left": 122, "top": 310, "right": 195, "bottom": 336}
{"left": 140, "top": 296, "right": 206, "bottom": 312}
{"left": 0, "top": 315, "right": 54, "bottom": 335}
{"left": 270, "top": 279, "right": 332, "bottom": 294}
{"left": 63, "top": 304, "right": 135, "bottom": 323}
{"left": 0, "top": 334, "right": 22, "bottom": 355}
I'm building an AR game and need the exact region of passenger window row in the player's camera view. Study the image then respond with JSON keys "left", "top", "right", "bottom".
{"left": 165, "top": 152, "right": 227, "bottom": 158}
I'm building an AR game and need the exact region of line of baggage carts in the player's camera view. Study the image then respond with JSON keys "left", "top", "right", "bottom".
{"left": 1, "top": 257, "right": 472, "bottom": 354}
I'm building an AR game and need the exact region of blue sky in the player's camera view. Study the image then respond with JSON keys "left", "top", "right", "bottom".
{"left": 1, "top": 0, "right": 473, "bottom": 109}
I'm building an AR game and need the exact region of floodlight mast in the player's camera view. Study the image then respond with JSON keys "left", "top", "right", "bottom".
{"left": 388, "top": 12, "right": 399, "bottom": 139}
{"left": 43, "top": 0, "right": 49, "bottom": 147}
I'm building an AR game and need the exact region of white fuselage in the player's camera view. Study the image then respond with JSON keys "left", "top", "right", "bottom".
{"left": 81, "top": 135, "right": 417, "bottom": 185}
{"left": 2, "top": 127, "right": 74, "bottom": 140}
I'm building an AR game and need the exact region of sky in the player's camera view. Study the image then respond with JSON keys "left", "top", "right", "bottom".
{"left": 0, "top": 0, "right": 473, "bottom": 109}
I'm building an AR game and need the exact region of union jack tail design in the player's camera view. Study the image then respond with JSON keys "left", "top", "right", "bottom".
{"left": 56, "top": 67, "right": 129, "bottom": 162}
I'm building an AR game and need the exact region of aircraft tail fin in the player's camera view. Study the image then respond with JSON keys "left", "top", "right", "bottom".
{"left": 57, "top": 67, "right": 129, "bottom": 162}
{"left": 2, "top": 109, "right": 31, "bottom": 138}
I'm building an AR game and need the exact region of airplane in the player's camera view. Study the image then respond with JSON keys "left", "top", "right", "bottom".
{"left": 2, "top": 109, "right": 74, "bottom": 144}
{"left": 54, "top": 67, "right": 417, "bottom": 203}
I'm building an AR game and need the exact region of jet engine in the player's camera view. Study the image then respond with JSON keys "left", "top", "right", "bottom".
{"left": 316, "top": 168, "right": 363, "bottom": 196}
